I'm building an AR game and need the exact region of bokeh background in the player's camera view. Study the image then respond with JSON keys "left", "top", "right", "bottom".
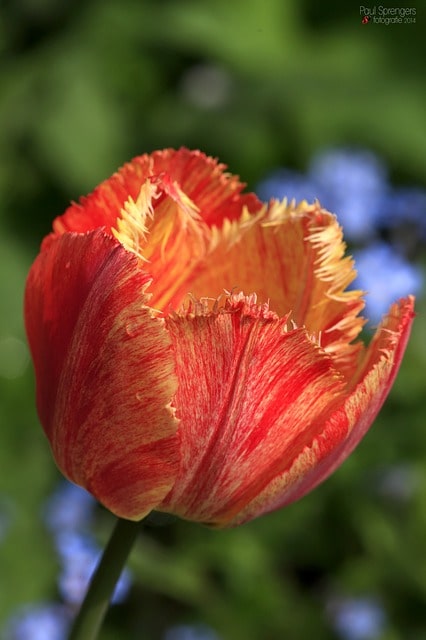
{"left": 1, "top": 0, "right": 425, "bottom": 638}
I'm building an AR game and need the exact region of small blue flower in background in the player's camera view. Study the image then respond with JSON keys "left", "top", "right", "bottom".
{"left": 327, "top": 595, "right": 387, "bottom": 640}
{"left": 257, "top": 148, "right": 390, "bottom": 242}
{"left": 44, "top": 481, "right": 95, "bottom": 535}
{"left": 43, "top": 482, "right": 131, "bottom": 612}
{"left": 256, "top": 169, "right": 328, "bottom": 205}
{"left": 56, "top": 531, "right": 131, "bottom": 605}
{"left": 4, "top": 603, "right": 70, "bottom": 640}
{"left": 353, "top": 243, "right": 423, "bottom": 323}
{"left": 43, "top": 481, "right": 132, "bottom": 606}
{"left": 309, "top": 149, "right": 388, "bottom": 242}
{"left": 3, "top": 481, "right": 132, "bottom": 637}
{"left": 164, "top": 624, "right": 221, "bottom": 640}
{"left": 378, "top": 186, "right": 426, "bottom": 246}
{"left": 374, "top": 463, "right": 420, "bottom": 503}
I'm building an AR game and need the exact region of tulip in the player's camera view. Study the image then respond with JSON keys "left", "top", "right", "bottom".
{"left": 25, "top": 148, "right": 414, "bottom": 528}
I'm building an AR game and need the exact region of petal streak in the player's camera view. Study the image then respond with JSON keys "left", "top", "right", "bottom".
{"left": 25, "top": 230, "right": 179, "bottom": 520}
{"left": 160, "top": 293, "right": 348, "bottom": 526}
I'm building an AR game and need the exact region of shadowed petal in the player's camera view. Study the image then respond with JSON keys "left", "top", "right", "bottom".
{"left": 225, "top": 296, "right": 415, "bottom": 527}
{"left": 159, "top": 293, "right": 349, "bottom": 526}
{"left": 25, "top": 230, "right": 179, "bottom": 520}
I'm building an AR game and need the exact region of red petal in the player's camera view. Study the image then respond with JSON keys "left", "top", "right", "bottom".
{"left": 225, "top": 296, "right": 415, "bottom": 527}
{"left": 47, "top": 156, "right": 153, "bottom": 242}
{"left": 159, "top": 293, "right": 349, "bottom": 526}
{"left": 25, "top": 230, "right": 179, "bottom": 520}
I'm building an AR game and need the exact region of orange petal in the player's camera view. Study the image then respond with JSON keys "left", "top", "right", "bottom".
{"left": 45, "top": 156, "right": 154, "bottom": 245}
{"left": 108, "top": 154, "right": 261, "bottom": 310}
{"left": 146, "top": 148, "right": 263, "bottom": 226}
{"left": 225, "top": 296, "right": 415, "bottom": 527}
{"left": 159, "top": 293, "right": 349, "bottom": 526}
{"left": 118, "top": 174, "right": 212, "bottom": 311}
{"left": 43, "top": 148, "right": 261, "bottom": 248}
{"left": 190, "top": 200, "right": 366, "bottom": 377}
{"left": 25, "top": 230, "right": 179, "bottom": 520}
{"left": 42, "top": 149, "right": 262, "bottom": 313}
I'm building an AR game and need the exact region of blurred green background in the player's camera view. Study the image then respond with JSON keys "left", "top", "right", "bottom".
{"left": 0, "top": 0, "right": 425, "bottom": 638}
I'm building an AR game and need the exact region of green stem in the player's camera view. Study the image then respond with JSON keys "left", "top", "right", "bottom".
{"left": 68, "top": 517, "right": 141, "bottom": 640}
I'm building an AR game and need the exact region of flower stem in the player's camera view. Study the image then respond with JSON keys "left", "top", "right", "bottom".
{"left": 68, "top": 517, "right": 141, "bottom": 640}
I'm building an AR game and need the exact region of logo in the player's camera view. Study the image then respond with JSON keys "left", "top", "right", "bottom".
{"left": 361, "top": 15, "right": 370, "bottom": 23}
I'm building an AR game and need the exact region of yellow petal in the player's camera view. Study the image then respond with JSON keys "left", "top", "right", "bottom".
{"left": 190, "top": 200, "right": 366, "bottom": 377}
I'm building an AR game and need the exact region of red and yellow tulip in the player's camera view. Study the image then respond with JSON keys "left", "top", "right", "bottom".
{"left": 24, "top": 148, "right": 414, "bottom": 527}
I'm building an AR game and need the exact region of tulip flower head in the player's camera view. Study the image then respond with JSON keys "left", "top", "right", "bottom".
{"left": 25, "top": 148, "right": 414, "bottom": 528}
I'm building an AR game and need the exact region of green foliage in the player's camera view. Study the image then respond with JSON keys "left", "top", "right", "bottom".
{"left": 0, "top": 0, "right": 424, "bottom": 638}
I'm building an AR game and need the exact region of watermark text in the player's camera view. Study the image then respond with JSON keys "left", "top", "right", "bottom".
{"left": 360, "top": 5, "right": 416, "bottom": 24}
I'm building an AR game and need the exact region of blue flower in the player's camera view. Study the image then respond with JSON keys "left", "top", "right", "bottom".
{"left": 375, "top": 464, "right": 419, "bottom": 502}
{"left": 55, "top": 531, "right": 131, "bottom": 606}
{"left": 377, "top": 186, "right": 426, "bottom": 245}
{"left": 44, "top": 480, "right": 95, "bottom": 534}
{"left": 256, "top": 169, "right": 328, "bottom": 204}
{"left": 43, "top": 481, "right": 131, "bottom": 608}
{"left": 4, "top": 603, "right": 70, "bottom": 640}
{"left": 309, "top": 148, "right": 388, "bottom": 241}
{"left": 353, "top": 243, "right": 423, "bottom": 323}
{"left": 328, "top": 595, "right": 386, "bottom": 640}
{"left": 164, "top": 624, "right": 221, "bottom": 640}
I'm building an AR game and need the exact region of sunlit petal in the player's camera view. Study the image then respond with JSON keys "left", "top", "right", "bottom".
{"left": 226, "top": 296, "right": 415, "bottom": 527}
{"left": 191, "top": 200, "right": 366, "bottom": 377}
{"left": 44, "top": 148, "right": 261, "bottom": 246}
{"left": 160, "top": 293, "right": 349, "bottom": 526}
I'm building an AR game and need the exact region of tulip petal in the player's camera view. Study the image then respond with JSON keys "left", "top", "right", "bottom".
{"left": 150, "top": 148, "right": 263, "bottom": 225}
{"left": 225, "top": 296, "right": 415, "bottom": 527}
{"left": 45, "top": 148, "right": 261, "bottom": 244}
{"left": 191, "top": 200, "right": 366, "bottom": 378}
{"left": 43, "top": 149, "right": 261, "bottom": 312}
{"left": 159, "top": 293, "right": 350, "bottom": 526}
{"left": 129, "top": 175, "right": 212, "bottom": 311}
{"left": 25, "top": 230, "right": 179, "bottom": 520}
{"left": 100, "top": 174, "right": 209, "bottom": 312}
